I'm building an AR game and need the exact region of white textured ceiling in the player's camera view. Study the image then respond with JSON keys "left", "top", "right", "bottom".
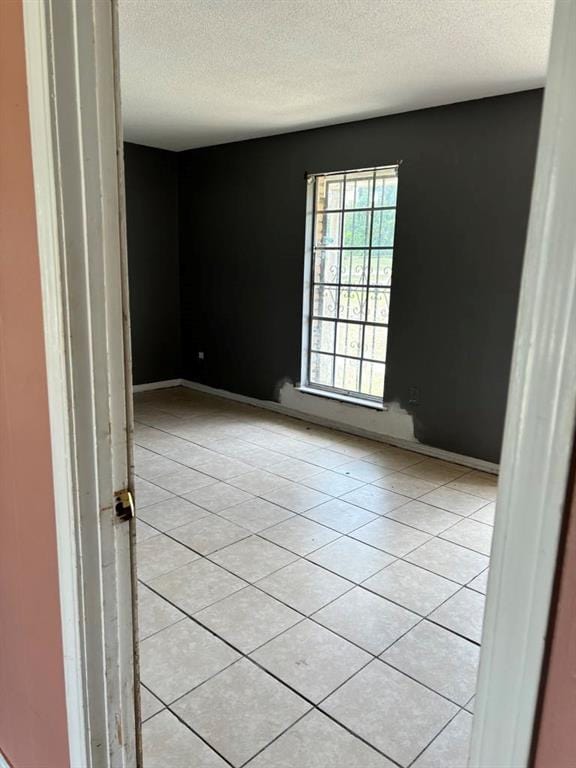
{"left": 118, "top": 0, "right": 553, "bottom": 152}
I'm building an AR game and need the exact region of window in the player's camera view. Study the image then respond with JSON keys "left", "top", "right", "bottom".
{"left": 302, "top": 165, "right": 399, "bottom": 404}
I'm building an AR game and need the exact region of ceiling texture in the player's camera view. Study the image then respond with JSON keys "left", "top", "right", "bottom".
{"left": 118, "top": 0, "right": 553, "bottom": 152}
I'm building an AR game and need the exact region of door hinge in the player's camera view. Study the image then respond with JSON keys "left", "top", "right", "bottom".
{"left": 114, "top": 488, "right": 135, "bottom": 521}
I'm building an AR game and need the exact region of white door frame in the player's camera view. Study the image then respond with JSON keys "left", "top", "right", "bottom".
{"left": 23, "top": 1, "right": 137, "bottom": 767}
{"left": 469, "top": 0, "right": 576, "bottom": 765}
{"left": 22, "top": 0, "right": 575, "bottom": 766}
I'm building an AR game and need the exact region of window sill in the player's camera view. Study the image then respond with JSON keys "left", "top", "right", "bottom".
{"left": 296, "top": 385, "right": 386, "bottom": 411}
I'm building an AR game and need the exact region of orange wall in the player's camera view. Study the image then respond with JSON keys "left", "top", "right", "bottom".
{"left": 0, "top": 1, "right": 69, "bottom": 766}
{"left": 533, "top": 454, "right": 576, "bottom": 767}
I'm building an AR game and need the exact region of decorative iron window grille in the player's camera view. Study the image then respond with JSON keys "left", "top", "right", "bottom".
{"left": 303, "top": 165, "right": 399, "bottom": 403}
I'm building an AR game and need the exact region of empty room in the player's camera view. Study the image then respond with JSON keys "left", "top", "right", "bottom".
{"left": 119, "top": 1, "right": 551, "bottom": 766}
{"left": 7, "top": 0, "right": 576, "bottom": 767}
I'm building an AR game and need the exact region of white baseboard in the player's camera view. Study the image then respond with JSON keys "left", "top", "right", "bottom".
{"left": 132, "top": 378, "right": 183, "bottom": 393}
{"left": 180, "top": 379, "right": 499, "bottom": 475}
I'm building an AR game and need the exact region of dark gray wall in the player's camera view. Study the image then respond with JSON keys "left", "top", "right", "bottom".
{"left": 124, "top": 142, "right": 181, "bottom": 385}
{"left": 178, "top": 91, "right": 543, "bottom": 463}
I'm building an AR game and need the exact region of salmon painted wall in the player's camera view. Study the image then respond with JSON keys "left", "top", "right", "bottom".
{"left": 0, "top": 1, "right": 69, "bottom": 766}
{"left": 533, "top": 452, "right": 576, "bottom": 768}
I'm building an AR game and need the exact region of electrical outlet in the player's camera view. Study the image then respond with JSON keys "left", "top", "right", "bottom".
{"left": 198, "top": 351, "right": 205, "bottom": 360}
{"left": 408, "top": 385, "right": 420, "bottom": 405}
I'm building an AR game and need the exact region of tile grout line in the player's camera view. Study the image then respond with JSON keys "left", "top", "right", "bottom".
{"left": 141, "top": 540, "right": 480, "bottom": 706}
{"left": 136, "top": 392, "right": 495, "bottom": 763}
{"left": 136, "top": 466, "right": 492, "bottom": 575}
{"left": 139, "top": 494, "right": 488, "bottom": 604}
{"left": 135, "top": 430, "right": 493, "bottom": 542}
{"left": 138, "top": 493, "right": 488, "bottom": 632}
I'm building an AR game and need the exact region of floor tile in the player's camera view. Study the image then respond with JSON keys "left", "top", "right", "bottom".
{"left": 419, "top": 486, "right": 488, "bottom": 516}
{"left": 302, "top": 469, "right": 366, "bottom": 496}
{"left": 303, "top": 448, "right": 352, "bottom": 469}
{"left": 137, "top": 583, "right": 184, "bottom": 640}
{"left": 140, "top": 685, "right": 164, "bottom": 722}
{"left": 148, "top": 558, "right": 245, "bottom": 614}
{"left": 385, "top": 500, "right": 462, "bottom": 534}
{"left": 363, "top": 559, "right": 460, "bottom": 615}
{"left": 303, "top": 498, "right": 378, "bottom": 533}
{"left": 139, "top": 619, "right": 240, "bottom": 703}
{"left": 183, "top": 481, "right": 253, "bottom": 512}
{"left": 209, "top": 536, "right": 299, "bottom": 582}
{"left": 137, "top": 497, "right": 210, "bottom": 532}
{"left": 135, "top": 477, "right": 173, "bottom": 508}
{"left": 229, "top": 469, "right": 290, "bottom": 495}
{"left": 193, "top": 454, "right": 254, "bottom": 480}
{"left": 365, "top": 448, "right": 426, "bottom": 471}
{"left": 340, "top": 485, "right": 409, "bottom": 515}
{"left": 405, "top": 537, "right": 489, "bottom": 584}
{"left": 465, "top": 695, "right": 475, "bottom": 713}
{"left": 135, "top": 449, "right": 182, "bottom": 480}
{"left": 412, "top": 710, "right": 473, "bottom": 768}
{"left": 136, "top": 519, "right": 160, "bottom": 542}
{"left": 322, "top": 660, "right": 458, "bottom": 767}
{"left": 203, "top": 436, "right": 261, "bottom": 459}
{"left": 351, "top": 517, "right": 431, "bottom": 556}
{"left": 169, "top": 515, "right": 250, "bottom": 555}
{"left": 270, "top": 437, "right": 319, "bottom": 460}
{"left": 136, "top": 393, "right": 489, "bottom": 768}
{"left": 163, "top": 442, "right": 216, "bottom": 468}
{"left": 235, "top": 446, "right": 286, "bottom": 469}
{"left": 468, "top": 568, "right": 489, "bottom": 594}
{"left": 267, "top": 457, "right": 324, "bottom": 481}
{"left": 152, "top": 466, "right": 218, "bottom": 494}
{"left": 429, "top": 588, "right": 485, "bottom": 643}
{"left": 307, "top": 536, "right": 395, "bottom": 583}
{"left": 314, "top": 587, "right": 420, "bottom": 654}
{"left": 251, "top": 620, "right": 370, "bottom": 703}
{"left": 373, "top": 472, "right": 441, "bottom": 498}
{"left": 218, "top": 497, "right": 294, "bottom": 532}
{"left": 261, "top": 482, "right": 331, "bottom": 513}
{"left": 382, "top": 621, "right": 479, "bottom": 705}
{"left": 256, "top": 559, "right": 352, "bottom": 615}
{"left": 261, "top": 516, "right": 340, "bottom": 555}
{"left": 247, "top": 709, "right": 395, "bottom": 768}
{"left": 440, "top": 518, "right": 493, "bottom": 555}
{"left": 447, "top": 470, "right": 498, "bottom": 501}
{"left": 142, "top": 710, "right": 228, "bottom": 768}
{"left": 335, "top": 459, "right": 393, "bottom": 482}
{"left": 174, "top": 659, "right": 310, "bottom": 766}
{"left": 195, "top": 586, "right": 302, "bottom": 653}
{"left": 471, "top": 502, "right": 496, "bottom": 525}
{"left": 327, "top": 436, "right": 380, "bottom": 459}
{"left": 134, "top": 425, "right": 177, "bottom": 453}
{"left": 401, "top": 459, "right": 469, "bottom": 484}
{"left": 137, "top": 534, "right": 200, "bottom": 582}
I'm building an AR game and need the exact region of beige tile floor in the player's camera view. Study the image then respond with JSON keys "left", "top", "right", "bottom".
{"left": 134, "top": 387, "right": 497, "bottom": 768}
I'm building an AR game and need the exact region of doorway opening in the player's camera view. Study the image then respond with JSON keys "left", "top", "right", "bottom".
{"left": 117, "top": 1, "right": 553, "bottom": 765}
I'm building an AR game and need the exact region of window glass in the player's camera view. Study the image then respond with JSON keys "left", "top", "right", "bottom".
{"left": 305, "top": 165, "right": 398, "bottom": 401}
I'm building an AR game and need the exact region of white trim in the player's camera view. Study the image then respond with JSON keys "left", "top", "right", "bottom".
{"left": 469, "top": 1, "right": 576, "bottom": 765}
{"left": 297, "top": 384, "right": 385, "bottom": 411}
{"left": 299, "top": 176, "right": 314, "bottom": 388}
{"left": 133, "top": 378, "right": 183, "bottom": 392}
{"left": 23, "top": 1, "right": 136, "bottom": 767}
{"left": 0, "top": 750, "right": 12, "bottom": 768}
{"left": 180, "top": 379, "right": 498, "bottom": 473}
{"left": 23, "top": 4, "right": 89, "bottom": 765}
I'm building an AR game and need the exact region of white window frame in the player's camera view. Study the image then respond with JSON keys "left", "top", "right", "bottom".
{"left": 300, "top": 165, "right": 399, "bottom": 407}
